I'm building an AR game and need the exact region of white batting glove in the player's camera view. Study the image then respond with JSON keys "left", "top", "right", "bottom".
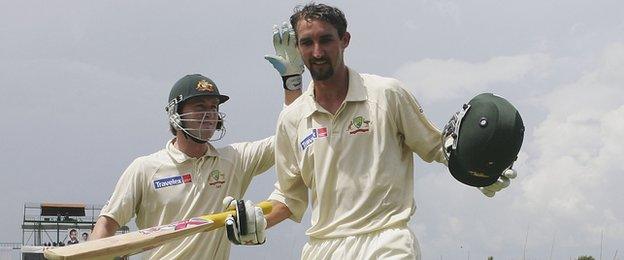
{"left": 478, "top": 168, "right": 518, "bottom": 197}
{"left": 264, "top": 22, "right": 304, "bottom": 90}
{"left": 223, "top": 196, "right": 267, "bottom": 245}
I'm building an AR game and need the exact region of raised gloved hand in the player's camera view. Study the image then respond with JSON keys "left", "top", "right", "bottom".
{"left": 479, "top": 168, "right": 517, "bottom": 197}
{"left": 223, "top": 196, "right": 267, "bottom": 245}
{"left": 265, "top": 22, "right": 304, "bottom": 90}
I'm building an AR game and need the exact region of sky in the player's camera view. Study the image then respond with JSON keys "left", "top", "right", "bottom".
{"left": 1, "top": 0, "right": 623, "bottom": 259}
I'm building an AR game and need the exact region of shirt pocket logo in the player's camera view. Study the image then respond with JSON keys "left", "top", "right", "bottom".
{"left": 347, "top": 115, "right": 371, "bottom": 135}
{"left": 300, "top": 127, "right": 328, "bottom": 150}
{"left": 208, "top": 170, "right": 225, "bottom": 188}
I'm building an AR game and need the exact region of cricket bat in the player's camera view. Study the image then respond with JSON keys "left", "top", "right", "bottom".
{"left": 43, "top": 201, "right": 272, "bottom": 260}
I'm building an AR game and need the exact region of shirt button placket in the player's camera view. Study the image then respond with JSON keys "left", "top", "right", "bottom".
{"left": 330, "top": 115, "right": 340, "bottom": 143}
{"left": 195, "top": 158, "right": 206, "bottom": 190}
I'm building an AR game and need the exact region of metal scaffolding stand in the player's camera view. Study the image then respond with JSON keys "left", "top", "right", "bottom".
{"left": 21, "top": 202, "right": 129, "bottom": 247}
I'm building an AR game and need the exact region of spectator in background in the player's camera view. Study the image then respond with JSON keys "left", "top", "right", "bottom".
{"left": 66, "top": 229, "right": 79, "bottom": 245}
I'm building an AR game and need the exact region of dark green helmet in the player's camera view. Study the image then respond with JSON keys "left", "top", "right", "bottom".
{"left": 167, "top": 74, "right": 229, "bottom": 108}
{"left": 165, "top": 74, "right": 230, "bottom": 142}
{"left": 442, "top": 93, "right": 525, "bottom": 187}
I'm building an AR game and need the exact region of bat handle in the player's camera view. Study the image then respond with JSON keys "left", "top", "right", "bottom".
{"left": 257, "top": 201, "right": 273, "bottom": 215}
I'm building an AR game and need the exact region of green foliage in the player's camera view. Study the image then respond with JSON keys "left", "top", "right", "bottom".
{"left": 577, "top": 256, "right": 595, "bottom": 260}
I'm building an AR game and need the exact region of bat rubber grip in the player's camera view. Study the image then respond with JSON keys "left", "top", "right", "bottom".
{"left": 257, "top": 201, "right": 273, "bottom": 215}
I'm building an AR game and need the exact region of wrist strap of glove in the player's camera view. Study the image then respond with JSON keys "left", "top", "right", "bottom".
{"left": 282, "top": 75, "right": 302, "bottom": 90}
{"left": 225, "top": 216, "right": 241, "bottom": 245}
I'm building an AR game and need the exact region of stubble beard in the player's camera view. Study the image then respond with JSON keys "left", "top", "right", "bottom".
{"left": 310, "top": 65, "right": 334, "bottom": 81}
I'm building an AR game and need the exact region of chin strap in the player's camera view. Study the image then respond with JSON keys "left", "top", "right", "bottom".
{"left": 182, "top": 131, "right": 207, "bottom": 144}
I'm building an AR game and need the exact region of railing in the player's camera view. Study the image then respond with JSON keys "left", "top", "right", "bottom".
{"left": 0, "top": 242, "right": 21, "bottom": 249}
{"left": 22, "top": 202, "right": 107, "bottom": 246}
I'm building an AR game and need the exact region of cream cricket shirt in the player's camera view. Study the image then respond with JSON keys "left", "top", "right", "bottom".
{"left": 100, "top": 137, "right": 274, "bottom": 260}
{"left": 270, "top": 68, "right": 446, "bottom": 239}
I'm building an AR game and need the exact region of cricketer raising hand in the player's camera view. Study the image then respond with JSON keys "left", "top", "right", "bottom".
{"left": 263, "top": 3, "right": 524, "bottom": 260}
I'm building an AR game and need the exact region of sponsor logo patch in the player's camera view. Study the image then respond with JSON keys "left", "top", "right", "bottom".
{"left": 153, "top": 174, "right": 192, "bottom": 189}
{"left": 315, "top": 127, "right": 328, "bottom": 138}
{"left": 300, "top": 127, "right": 328, "bottom": 150}
{"left": 300, "top": 132, "right": 315, "bottom": 150}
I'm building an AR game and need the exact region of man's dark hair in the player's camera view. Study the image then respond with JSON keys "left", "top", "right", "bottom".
{"left": 290, "top": 3, "right": 348, "bottom": 39}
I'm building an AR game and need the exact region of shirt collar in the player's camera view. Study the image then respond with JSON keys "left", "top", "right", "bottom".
{"left": 300, "top": 67, "right": 367, "bottom": 117}
{"left": 344, "top": 67, "right": 367, "bottom": 102}
{"left": 166, "top": 138, "right": 220, "bottom": 164}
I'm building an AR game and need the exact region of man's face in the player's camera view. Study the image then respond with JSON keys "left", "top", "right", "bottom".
{"left": 295, "top": 19, "right": 350, "bottom": 81}
{"left": 178, "top": 96, "right": 221, "bottom": 140}
{"left": 69, "top": 230, "right": 77, "bottom": 239}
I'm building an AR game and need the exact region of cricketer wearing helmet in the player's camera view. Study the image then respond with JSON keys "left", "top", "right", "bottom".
{"left": 91, "top": 73, "right": 301, "bottom": 259}
{"left": 262, "top": 3, "right": 524, "bottom": 260}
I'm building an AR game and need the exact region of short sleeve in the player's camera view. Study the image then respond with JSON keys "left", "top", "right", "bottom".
{"left": 99, "top": 158, "right": 144, "bottom": 226}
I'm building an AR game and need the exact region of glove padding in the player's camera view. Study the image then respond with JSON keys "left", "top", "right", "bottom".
{"left": 264, "top": 22, "right": 304, "bottom": 90}
{"left": 223, "top": 196, "right": 267, "bottom": 245}
{"left": 479, "top": 168, "right": 517, "bottom": 197}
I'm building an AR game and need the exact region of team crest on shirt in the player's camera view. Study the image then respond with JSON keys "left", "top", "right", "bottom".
{"left": 208, "top": 170, "right": 225, "bottom": 188}
{"left": 153, "top": 174, "right": 192, "bottom": 189}
{"left": 347, "top": 116, "right": 371, "bottom": 135}
{"left": 300, "top": 127, "right": 328, "bottom": 150}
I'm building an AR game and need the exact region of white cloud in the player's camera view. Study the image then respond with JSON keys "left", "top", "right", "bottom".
{"left": 520, "top": 43, "right": 624, "bottom": 249}
{"left": 395, "top": 54, "right": 551, "bottom": 102}
{"left": 404, "top": 43, "right": 624, "bottom": 258}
